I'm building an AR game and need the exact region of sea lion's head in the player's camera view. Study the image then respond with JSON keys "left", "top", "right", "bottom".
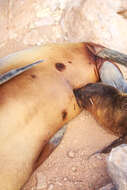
{"left": 74, "top": 83, "right": 119, "bottom": 109}
{"left": 74, "top": 83, "right": 127, "bottom": 136}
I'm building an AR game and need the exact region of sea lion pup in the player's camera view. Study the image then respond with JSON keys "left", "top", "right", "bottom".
{"left": 74, "top": 83, "right": 127, "bottom": 136}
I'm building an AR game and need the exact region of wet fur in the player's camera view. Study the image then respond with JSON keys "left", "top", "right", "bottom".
{"left": 74, "top": 83, "right": 127, "bottom": 136}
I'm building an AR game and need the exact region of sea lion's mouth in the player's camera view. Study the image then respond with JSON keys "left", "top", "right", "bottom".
{"left": 73, "top": 85, "right": 94, "bottom": 109}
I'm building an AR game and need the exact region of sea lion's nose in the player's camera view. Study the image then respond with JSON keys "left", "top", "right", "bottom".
{"left": 73, "top": 88, "right": 81, "bottom": 100}
{"left": 73, "top": 88, "right": 87, "bottom": 108}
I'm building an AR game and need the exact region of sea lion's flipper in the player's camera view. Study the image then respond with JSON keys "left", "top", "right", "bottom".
{"left": 86, "top": 42, "right": 127, "bottom": 93}
{"left": 88, "top": 135, "right": 126, "bottom": 159}
{"left": 99, "top": 61, "right": 127, "bottom": 93}
{"left": 0, "top": 60, "right": 44, "bottom": 85}
{"left": 86, "top": 42, "right": 127, "bottom": 67}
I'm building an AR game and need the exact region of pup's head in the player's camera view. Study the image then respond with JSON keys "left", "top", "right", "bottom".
{"left": 74, "top": 83, "right": 119, "bottom": 110}
{"left": 74, "top": 83, "right": 127, "bottom": 136}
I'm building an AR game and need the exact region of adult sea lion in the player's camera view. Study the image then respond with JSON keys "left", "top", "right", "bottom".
{"left": 0, "top": 42, "right": 99, "bottom": 190}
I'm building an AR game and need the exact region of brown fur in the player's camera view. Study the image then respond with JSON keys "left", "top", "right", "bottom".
{"left": 74, "top": 83, "right": 127, "bottom": 136}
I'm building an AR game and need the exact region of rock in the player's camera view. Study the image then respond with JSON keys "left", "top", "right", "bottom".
{"left": 107, "top": 144, "right": 127, "bottom": 190}
{"left": 0, "top": 0, "right": 127, "bottom": 58}
{"left": 0, "top": 1, "right": 8, "bottom": 45}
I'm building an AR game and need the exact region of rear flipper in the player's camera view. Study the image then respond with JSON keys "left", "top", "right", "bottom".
{"left": 86, "top": 42, "right": 127, "bottom": 93}
{"left": 99, "top": 61, "right": 127, "bottom": 93}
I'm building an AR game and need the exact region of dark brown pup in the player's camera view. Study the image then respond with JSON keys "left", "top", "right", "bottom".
{"left": 74, "top": 83, "right": 127, "bottom": 136}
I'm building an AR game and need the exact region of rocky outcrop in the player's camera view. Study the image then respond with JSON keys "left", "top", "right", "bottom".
{"left": 107, "top": 144, "right": 127, "bottom": 190}
{"left": 0, "top": 0, "right": 127, "bottom": 57}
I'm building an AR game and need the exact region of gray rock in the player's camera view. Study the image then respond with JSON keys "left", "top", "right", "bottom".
{"left": 107, "top": 144, "right": 127, "bottom": 190}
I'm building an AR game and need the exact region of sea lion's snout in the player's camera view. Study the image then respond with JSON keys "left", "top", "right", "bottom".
{"left": 75, "top": 83, "right": 120, "bottom": 103}
{"left": 74, "top": 83, "right": 97, "bottom": 109}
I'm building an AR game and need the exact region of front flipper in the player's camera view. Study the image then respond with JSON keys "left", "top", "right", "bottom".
{"left": 0, "top": 60, "right": 44, "bottom": 85}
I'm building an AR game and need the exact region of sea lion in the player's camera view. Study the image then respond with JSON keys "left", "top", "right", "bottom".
{"left": 0, "top": 42, "right": 99, "bottom": 190}
{"left": 74, "top": 82, "right": 127, "bottom": 136}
